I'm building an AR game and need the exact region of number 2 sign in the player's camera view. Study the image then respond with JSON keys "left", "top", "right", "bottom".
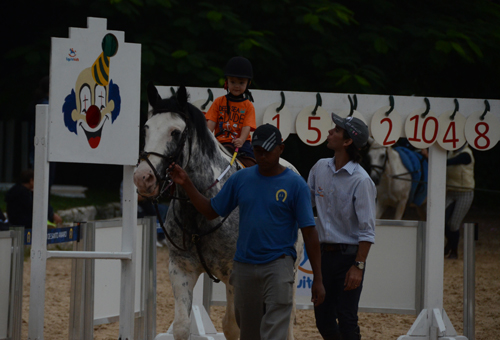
{"left": 370, "top": 106, "right": 402, "bottom": 146}
{"left": 464, "top": 111, "right": 500, "bottom": 151}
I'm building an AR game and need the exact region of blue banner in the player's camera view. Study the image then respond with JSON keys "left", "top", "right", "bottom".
{"left": 24, "top": 225, "right": 80, "bottom": 245}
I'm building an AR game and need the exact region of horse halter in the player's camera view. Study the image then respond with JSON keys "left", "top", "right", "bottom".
{"left": 137, "top": 124, "right": 190, "bottom": 199}
{"left": 369, "top": 145, "right": 389, "bottom": 179}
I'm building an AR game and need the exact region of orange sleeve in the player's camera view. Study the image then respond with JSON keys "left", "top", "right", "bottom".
{"left": 242, "top": 101, "right": 257, "bottom": 131}
{"left": 205, "top": 96, "right": 223, "bottom": 123}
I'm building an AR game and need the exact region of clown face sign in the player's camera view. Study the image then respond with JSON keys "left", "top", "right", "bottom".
{"left": 48, "top": 18, "right": 140, "bottom": 165}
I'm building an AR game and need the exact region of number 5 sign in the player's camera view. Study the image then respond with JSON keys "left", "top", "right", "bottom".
{"left": 465, "top": 111, "right": 500, "bottom": 151}
{"left": 295, "top": 105, "right": 331, "bottom": 146}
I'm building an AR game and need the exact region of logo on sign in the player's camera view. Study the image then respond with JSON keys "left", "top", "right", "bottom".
{"left": 66, "top": 48, "right": 80, "bottom": 62}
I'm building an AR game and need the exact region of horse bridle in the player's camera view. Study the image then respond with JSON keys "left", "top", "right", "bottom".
{"left": 138, "top": 125, "right": 190, "bottom": 197}
{"left": 369, "top": 144, "right": 420, "bottom": 182}
{"left": 369, "top": 145, "right": 389, "bottom": 179}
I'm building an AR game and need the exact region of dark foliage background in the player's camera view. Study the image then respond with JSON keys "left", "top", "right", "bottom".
{"left": 1, "top": 0, "right": 499, "bottom": 206}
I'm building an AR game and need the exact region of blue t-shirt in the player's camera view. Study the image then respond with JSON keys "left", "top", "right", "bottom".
{"left": 211, "top": 166, "right": 315, "bottom": 264}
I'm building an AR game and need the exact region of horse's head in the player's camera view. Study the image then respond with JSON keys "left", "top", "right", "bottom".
{"left": 367, "top": 139, "right": 387, "bottom": 186}
{"left": 134, "top": 83, "right": 214, "bottom": 198}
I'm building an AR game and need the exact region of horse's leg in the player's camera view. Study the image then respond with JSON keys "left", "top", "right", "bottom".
{"left": 169, "top": 258, "right": 200, "bottom": 340}
{"left": 393, "top": 198, "right": 407, "bottom": 220}
{"left": 222, "top": 282, "right": 239, "bottom": 340}
{"left": 376, "top": 198, "right": 386, "bottom": 219}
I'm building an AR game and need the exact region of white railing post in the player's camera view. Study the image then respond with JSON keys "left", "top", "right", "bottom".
{"left": 28, "top": 104, "right": 51, "bottom": 340}
{"left": 463, "top": 223, "right": 476, "bottom": 340}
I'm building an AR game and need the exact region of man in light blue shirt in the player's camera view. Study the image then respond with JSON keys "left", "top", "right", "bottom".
{"left": 308, "top": 114, "right": 376, "bottom": 340}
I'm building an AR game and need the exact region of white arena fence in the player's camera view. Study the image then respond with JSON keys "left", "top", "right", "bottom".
{"left": 205, "top": 219, "right": 425, "bottom": 315}
{"left": 0, "top": 227, "right": 23, "bottom": 340}
{"left": 69, "top": 217, "right": 156, "bottom": 340}
{"left": 0, "top": 217, "right": 156, "bottom": 340}
{"left": 0, "top": 218, "right": 477, "bottom": 340}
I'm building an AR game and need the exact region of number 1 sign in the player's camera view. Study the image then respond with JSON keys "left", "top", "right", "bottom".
{"left": 263, "top": 102, "right": 292, "bottom": 142}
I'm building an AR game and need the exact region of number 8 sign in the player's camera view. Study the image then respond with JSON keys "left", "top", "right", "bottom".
{"left": 464, "top": 111, "right": 500, "bottom": 151}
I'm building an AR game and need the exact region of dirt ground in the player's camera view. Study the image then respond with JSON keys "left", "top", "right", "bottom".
{"left": 19, "top": 206, "right": 499, "bottom": 339}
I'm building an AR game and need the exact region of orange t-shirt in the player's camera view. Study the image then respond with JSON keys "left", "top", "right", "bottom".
{"left": 205, "top": 95, "right": 257, "bottom": 144}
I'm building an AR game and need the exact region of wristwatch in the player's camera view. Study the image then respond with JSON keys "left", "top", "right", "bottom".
{"left": 354, "top": 261, "right": 365, "bottom": 270}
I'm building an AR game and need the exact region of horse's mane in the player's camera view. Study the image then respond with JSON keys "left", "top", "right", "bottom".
{"left": 150, "top": 86, "right": 217, "bottom": 158}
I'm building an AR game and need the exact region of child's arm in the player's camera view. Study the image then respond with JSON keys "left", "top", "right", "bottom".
{"left": 207, "top": 120, "right": 216, "bottom": 132}
{"left": 233, "top": 126, "right": 251, "bottom": 148}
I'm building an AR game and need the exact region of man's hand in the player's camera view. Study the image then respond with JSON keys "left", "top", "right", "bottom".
{"left": 168, "top": 163, "right": 219, "bottom": 220}
{"left": 168, "top": 163, "right": 190, "bottom": 186}
{"left": 311, "top": 278, "right": 326, "bottom": 307}
{"left": 54, "top": 213, "right": 63, "bottom": 225}
{"left": 344, "top": 241, "right": 371, "bottom": 291}
{"left": 344, "top": 265, "right": 363, "bottom": 291}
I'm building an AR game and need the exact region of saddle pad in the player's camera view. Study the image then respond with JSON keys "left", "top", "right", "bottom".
{"left": 393, "top": 147, "right": 428, "bottom": 206}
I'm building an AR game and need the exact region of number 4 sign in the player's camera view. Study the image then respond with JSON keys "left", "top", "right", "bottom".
{"left": 437, "top": 110, "right": 467, "bottom": 151}
{"left": 465, "top": 111, "right": 500, "bottom": 151}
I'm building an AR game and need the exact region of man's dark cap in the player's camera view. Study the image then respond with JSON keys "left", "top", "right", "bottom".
{"left": 331, "top": 113, "right": 369, "bottom": 148}
{"left": 251, "top": 124, "right": 283, "bottom": 151}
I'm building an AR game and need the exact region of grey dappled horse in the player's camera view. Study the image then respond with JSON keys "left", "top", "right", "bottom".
{"left": 134, "top": 84, "right": 302, "bottom": 340}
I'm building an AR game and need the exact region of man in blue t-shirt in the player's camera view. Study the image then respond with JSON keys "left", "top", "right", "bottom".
{"left": 169, "top": 124, "right": 325, "bottom": 340}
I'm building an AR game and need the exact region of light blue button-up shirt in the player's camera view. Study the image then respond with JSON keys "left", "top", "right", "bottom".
{"left": 307, "top": 157, "right": 376, "bottom": 245}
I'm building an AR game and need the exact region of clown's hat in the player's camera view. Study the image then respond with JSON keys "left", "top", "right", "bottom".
{"left": 92, "top": 34, "right": 118, "bottom": 86}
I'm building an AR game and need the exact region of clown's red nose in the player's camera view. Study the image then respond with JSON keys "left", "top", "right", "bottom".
{"left": 86, "top": 105, "right": 101, "bottom": 129}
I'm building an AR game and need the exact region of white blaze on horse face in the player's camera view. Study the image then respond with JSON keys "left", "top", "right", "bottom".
{"left": 134, "top": 112, "right": 187, "bottom": 196}
{"left": 144, "top": 112, "right": 186, "bottom": 155}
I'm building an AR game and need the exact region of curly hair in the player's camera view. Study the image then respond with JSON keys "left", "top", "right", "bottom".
{"left": 342, "top": 129, "right": 362, "bottom": 163}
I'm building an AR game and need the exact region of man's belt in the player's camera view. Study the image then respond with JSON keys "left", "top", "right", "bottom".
{"left": 321, "top": 243, "right": 358, "bottom": 252}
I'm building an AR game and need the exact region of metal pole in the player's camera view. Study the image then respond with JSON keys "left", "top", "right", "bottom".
{"left": 28, "top": 104, "right": 50, "bottom": 339}
{"left": 463, "top": 223, "right": 476, "bottom": 340}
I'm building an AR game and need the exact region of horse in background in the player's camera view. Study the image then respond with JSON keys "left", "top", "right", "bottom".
{"left": 368, "top": 139, "right": 427, "bottom": 220}
{"left": 133, "top": 84, "right": 303, "bottom": 340}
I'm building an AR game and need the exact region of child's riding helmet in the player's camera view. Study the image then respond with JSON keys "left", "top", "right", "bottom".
{"left": 224, "top": 56, "right": 253, "bottom": 80}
